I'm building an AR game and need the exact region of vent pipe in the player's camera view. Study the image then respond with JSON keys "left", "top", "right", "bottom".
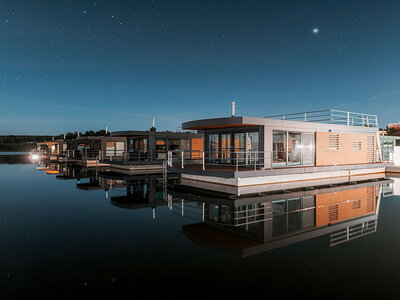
{"left": 150, "top": 117, "right": 156, "bottom": 131}
{"left": 231, "top": 101, "right": 235, "bottom": 117}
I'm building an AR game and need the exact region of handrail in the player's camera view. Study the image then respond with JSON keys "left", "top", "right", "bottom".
{"left": 265, "top": 109, "right": 378, "bottom": 128}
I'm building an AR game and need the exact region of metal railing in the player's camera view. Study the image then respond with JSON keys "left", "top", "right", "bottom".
{"left": 167, "top": 148, "right": 385, "bottom": 171}
{"left": 167, "top": 150, "right": 265, "bottom": 171}
{"left": 266, "top": 110, "right": 378, "bottom": 128}
{"left": 330, "top": 220, "right": 377, "bottom": 246}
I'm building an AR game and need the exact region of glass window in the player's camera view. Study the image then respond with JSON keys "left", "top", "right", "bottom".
{"left": 221, "top": 133, "right": 231, "bottom": 163}
{"left": 288, "top": 132, "right": 301, "bottom": 165}
{"left": 273, "top": 131, "right": 287, "bottom": 166}
{"left": 207, "top": 134, "right": 219, "bottom": 163}
{"left": 167, "top": 139, "right": 179, "bottom": 151}
{"left": 234, "top": 133, "right": 245, "bottom": 163}
{"left": 156, "top": 139, "right": 166, "bottom": 152}
{"left": 273, "top": 131, "right": 315, "bottom": 167}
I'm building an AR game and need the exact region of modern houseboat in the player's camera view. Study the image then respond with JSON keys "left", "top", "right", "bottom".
{"left": 108, "top": 123, "right": 203, "bottom": 174}
{"left": 111, "top": 124, "right": 203, "bottom": 160}
{"left": 168, "top": 107, "right": 387, "bottom": 195}
{"left": 64, "top": 135, "right": 127, "bottom": 167}
{"left": 35, "top": 140, "right": 70, "bottom": 161}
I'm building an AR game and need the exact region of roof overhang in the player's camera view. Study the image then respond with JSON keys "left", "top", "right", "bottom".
{"left": 182, "top": 117, "right": 263, "bottom": 130}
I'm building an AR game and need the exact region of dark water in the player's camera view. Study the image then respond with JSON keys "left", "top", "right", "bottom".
{"left": 0, "top": 155, "right": 399, "bottom": 298}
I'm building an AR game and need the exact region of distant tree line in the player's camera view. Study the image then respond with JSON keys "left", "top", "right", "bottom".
{"left": 386, "top": 127, "right": 400, "bottom": 136}
{"left": 0, "top": 130, "right": 110, "bottom": 151}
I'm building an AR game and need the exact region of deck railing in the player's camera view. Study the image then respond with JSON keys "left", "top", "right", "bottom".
{"left": 330, "top": 220, "right": 377, "bottom": 247}
{"left": 167, "top": 148, "right": 385, "bottom": 171}
{"left": 265, "top": 110, "right": 379, "bottom": 128}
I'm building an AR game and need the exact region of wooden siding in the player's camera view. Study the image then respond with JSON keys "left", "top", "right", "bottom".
{"left": 191, "top": 138, "right": 204, "bottom": 159}
{"left": 316, "top": 132, "right": 377, "bottom": 166}
{"left": 316, "top": 187, "right": 376, "bottom": 226}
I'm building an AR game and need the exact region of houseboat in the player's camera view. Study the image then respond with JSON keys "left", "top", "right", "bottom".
{"left": 168, "top": 106, "right": 387, "bottom": 195}
{"left": 35, "top": 140, "right": 70, "bottom": 161}
{"left": 109, "top": 123, "right": 203, "bottom": 174}
{"left": 111, "top": 124, "right": 203, "bottom": 160}
{"left": 64, "top": 135, "right": 128, "bottom": 167}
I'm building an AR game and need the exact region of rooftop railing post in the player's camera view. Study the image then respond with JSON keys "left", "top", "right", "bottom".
{"left": 181, "top": 151, "right": 184, "bottom": 169}
{"left": 202, "top": 151, "right": 205, "bottom": 170}
{"left": 236, "top": 152, "right": 239, "bottom": 172}
{"left": 347, "top": 111, "right": 350, "bottom": 125}
{"left": 304, "top": 112, "right": 307, "bottom": 121}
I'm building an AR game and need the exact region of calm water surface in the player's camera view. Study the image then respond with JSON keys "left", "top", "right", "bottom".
{"left": 0, "top": 155, "right": 399, "bottom": 297}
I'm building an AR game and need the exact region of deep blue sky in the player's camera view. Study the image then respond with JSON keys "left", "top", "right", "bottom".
{"left": 1, "top": 0, "right": 400, "bottom": 134}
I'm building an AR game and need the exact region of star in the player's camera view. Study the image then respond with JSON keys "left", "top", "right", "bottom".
{"left": 312, "top": 27, "right": 319, "bottom": 34}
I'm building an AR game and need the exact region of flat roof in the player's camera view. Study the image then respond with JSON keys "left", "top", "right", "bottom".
{"left": 111, "top": 130, "right": 202, "bottom": 138}
{"left": 182, "top": 116, "right": 378, "bottom": 134}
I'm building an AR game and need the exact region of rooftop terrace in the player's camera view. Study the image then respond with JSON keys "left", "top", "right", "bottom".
{"left": 265, "top": 109, "right": 378, "bottom": 127}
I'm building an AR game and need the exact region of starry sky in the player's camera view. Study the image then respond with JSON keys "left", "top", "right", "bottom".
{"left": 1, "top": 0, "right": 400, "bottom": 134}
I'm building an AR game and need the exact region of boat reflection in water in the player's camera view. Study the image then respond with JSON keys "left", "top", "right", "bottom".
{"left": 167, "top": 178, "right": 392, "bottom": 257}
{"left": 32, "top": 162, "right": 395, "bottom": 257}
{"left": 103, "top": 173, "right": 179, "bottom": 219}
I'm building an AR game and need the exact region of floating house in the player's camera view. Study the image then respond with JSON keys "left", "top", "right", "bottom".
{"left": 108, "top": 124, "right": 203, "bottom": 174}
{"left": 35, "top": 140, "right": 69, "bottom": 161}
{"left": 111, "top": 124, "right": 203, "bottom": 160}
{"left": 63, "top": 136, "right": 127, "bottom": 167}
{"left": 169, "top": 106, "right": 386, "bottom": 195}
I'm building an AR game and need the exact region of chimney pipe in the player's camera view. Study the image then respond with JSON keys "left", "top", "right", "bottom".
{"left": 152, "top": 117, "right": 155, "bottom": 128}
{"left": 231, "top": 101, "right": 235, "bottom": 117}
{"left": 105, "top": 126, "right": 108, "bottom": 134}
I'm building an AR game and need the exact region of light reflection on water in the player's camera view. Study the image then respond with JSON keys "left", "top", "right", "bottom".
{"left": 0, "top": 154, "right": 399, "bottom": 297}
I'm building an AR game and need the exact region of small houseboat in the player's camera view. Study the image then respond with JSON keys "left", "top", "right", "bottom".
{"left": 168, "top": 105, "right": 386, "bottom": 195}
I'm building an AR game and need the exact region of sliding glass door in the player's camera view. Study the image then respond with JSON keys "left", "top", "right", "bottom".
{"left": 273, "top": 131, "right": 315, "bottom": 167}
{"left": 273, "top": 131, "right": 287, "bottom": 166}
{"left": 206, "top": 130, "right": 260, "bottom": 165}
{"left": 221, "top": 133, "right": 231, "bottom": 163}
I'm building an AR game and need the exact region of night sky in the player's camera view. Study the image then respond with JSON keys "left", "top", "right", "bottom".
{"left": 1, "top": 0, "right": 400, "bottom": 134}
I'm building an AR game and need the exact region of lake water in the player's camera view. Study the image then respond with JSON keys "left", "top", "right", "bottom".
{"left": 0, "top": 154, "right": 399, "bottom": 297}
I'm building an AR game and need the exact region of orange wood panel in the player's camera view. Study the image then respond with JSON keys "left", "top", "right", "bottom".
{"left": 316, "top": 132, "right": 376, "bottom": 166}
{"left": 316, "top": 187, "right": 376, "bottom": 226}
{"left": 191, "top": 138, "right": 204, "bottom": 159}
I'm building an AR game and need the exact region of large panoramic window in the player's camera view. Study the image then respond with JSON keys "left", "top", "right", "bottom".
{"left": 273, "top": 131, "right": 315, "bottom": 167}
{"left": 129, "top": 138, "right": 148, "bottom": 152}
